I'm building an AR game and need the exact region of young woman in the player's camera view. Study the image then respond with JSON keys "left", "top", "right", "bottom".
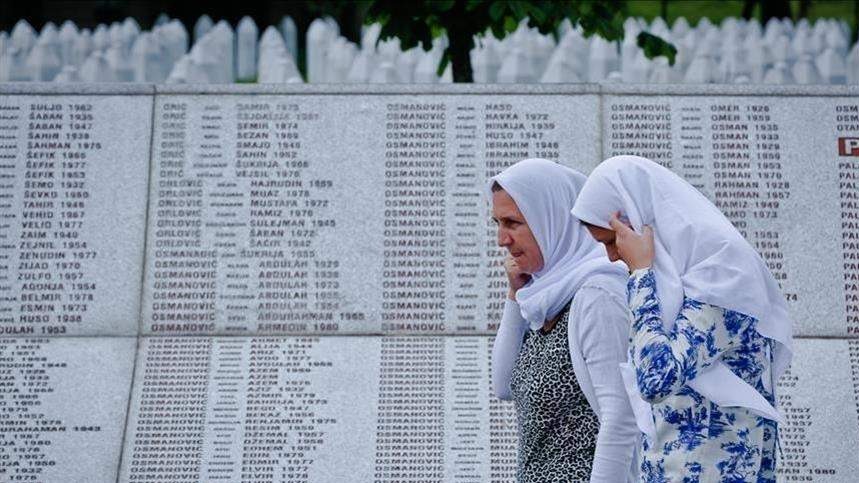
{"left": 489, "top": 158, "right": 639, "bottom": 483}
{"left": 572, "top": 155, "right": 793, "bottom": 482}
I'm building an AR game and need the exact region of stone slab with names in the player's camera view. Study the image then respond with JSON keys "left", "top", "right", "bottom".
{"left": 116, "top": 335, "right": 859, "bottom": 483}
{"left": 0, "top": 84, "right": 858, "bottom": 482}
{"left": 775, "top": 338, "right": 859, "bottom": 481}
{"left": 119, "top": 335, "right": 518, "bottom": 483}
{"left": 141, "top": 92, "right": 601, "bottom": 336}
{"left": 602, "top": 92, "right": 859, "bottom": 338}
{"left": 0, "top": 336, "right": 136, "bottom": 483}
{"left": 0, "top": 91, "right": 152, "bottom": 337}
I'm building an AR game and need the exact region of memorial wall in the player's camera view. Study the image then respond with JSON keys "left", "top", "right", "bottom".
{"left": 0, "top": 83, "right": 857, "bottom": 482}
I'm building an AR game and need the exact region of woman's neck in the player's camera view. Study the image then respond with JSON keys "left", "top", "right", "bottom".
{"left": 540, "top": 311, "right": 563, "bottom": 333}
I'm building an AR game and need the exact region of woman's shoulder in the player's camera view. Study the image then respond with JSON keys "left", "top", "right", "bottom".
{"left": 568, "top": 275, "right": 631, "bottom": 339}
{"left": 576, "top": 272, "right": 627, "bottom": 306}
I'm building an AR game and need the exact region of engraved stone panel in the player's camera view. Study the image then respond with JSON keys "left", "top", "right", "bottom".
{"left": 119, "top": 335, "right": 858, "bottom": 482}
{"left": 0, "top": 84, "right": 854, "bottom": 482}
{"left": 0, "top": 337, "right": 136, "bottom": 482}
{"left": 0, "top": 95, "right": 152, "bottom": 337}
{"left": 603, "top": 95, "right": 858, "bottom": 337}
{"left": 119, "top": 336, "right": 520, "bottom": 482}
{"left": 141, "top": 94, "right": 600, "bottom": 336}
{"left": 775, "top": 338, "right": 859, "bottom": 481}
{"left": 120, "top": 336, "right": 380, "bottom": 482}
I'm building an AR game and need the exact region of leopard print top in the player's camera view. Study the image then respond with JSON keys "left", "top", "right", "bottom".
{"left": 509, "top": 304, "right": 600, "bottom": 483}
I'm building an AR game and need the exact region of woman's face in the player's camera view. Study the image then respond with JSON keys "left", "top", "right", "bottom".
{"left": 585, "top": 224, "right": 621, "bottom": 262}
{"left": 491, "top": 189, "right": 544, "bottom": 274}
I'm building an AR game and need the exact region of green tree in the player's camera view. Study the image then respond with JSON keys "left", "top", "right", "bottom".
{"left": 741, "top": 0, "right": 792, "bottom": 23}
{"left": 365, "top": 0, "right": 676, "bottom": 82}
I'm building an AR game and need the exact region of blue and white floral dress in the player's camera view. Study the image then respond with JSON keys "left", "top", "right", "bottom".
{"left": 627, "top": 268, "right": 777, "bottom": 483}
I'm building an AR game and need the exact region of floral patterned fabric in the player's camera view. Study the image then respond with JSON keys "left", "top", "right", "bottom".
{"left": 628, "top": 268, "right": 777, "bottom": 483}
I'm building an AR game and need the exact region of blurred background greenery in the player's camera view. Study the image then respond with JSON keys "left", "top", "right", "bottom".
{"left": 2, "top": 0, "right": 856, "bottom": 81}
{"left": 2, "top": 1, "right": 856, "bottom": 41}
{"left": 626, "top": 0, "right": 856, "bottom": 29}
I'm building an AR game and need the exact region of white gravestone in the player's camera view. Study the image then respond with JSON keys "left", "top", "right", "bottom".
{"left": 279, "top": 16, "right": 298, "bottom": 62}
{"left": 236, "top": 16, "right": 258, "bottom": 82}
{"left": 193, "top": 15, "right": 214, "bottom": 43}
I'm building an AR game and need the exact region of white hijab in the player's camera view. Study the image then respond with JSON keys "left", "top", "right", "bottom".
{"left": 488, "top": 158, "right": 628, "bottom": 330}
{"left": 571, "top": 155, "right": 792, "bottom": 435}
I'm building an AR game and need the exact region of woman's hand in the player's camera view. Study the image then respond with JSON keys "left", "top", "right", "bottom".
{"left": 504, "top": 255, "right": 531, "bottom": 300}
{"left": 608, "top": 212, "right": 654, "bottom": 271}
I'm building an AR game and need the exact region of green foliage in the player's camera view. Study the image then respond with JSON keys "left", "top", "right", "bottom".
{"left": 306, "top": 0, "right": 360, "bottom": 18}
{"left": 364, "top": 1, "right": 676, "bottom": 82}
{"left": 365, "top": 1, "right": 443, "bottom": 52}
{"left": 637, "top": 31, "right": 677, "bottom": 65}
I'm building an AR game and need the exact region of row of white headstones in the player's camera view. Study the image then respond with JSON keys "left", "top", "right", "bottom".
{"left": 2, "top": 13, "right": 858, "bottom": 84}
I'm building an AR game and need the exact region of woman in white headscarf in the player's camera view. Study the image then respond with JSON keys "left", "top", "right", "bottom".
{"left": 489, "top": 158, "right": 639, "bottom": 483}
{"left": 572, "top": 155, "right": 792, "bottom": 482}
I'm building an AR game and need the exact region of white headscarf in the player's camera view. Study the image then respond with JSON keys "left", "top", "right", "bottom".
{"left": 571, "top": 155, "right": 792, "bottom": 433}
{"left": 488, "top": 158, "right": 628, "bottom": 330}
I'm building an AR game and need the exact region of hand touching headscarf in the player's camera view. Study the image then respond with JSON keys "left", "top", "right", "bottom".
{"left": 572, "top": 155, "right": 792, "bottom": 426}
{"left": 488, "top": 158, "right": 628, "bottom": 330}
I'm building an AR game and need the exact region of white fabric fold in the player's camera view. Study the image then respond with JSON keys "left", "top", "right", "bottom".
{"left": 619, "top": 362, "right": 656, "bottom": 439}
{"left": 571, "top": 155, "right": 793, "bottom": 426}
{"left": 691, "top": 364, "right": 784, "bottom": 423}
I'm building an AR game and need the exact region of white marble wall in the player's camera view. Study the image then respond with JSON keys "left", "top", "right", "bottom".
{"left": 0, "top": 84, "right": 857, "bottom": 482}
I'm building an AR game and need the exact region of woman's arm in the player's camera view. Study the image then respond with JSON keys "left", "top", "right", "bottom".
{"left": 627, "top": 267, "right": 757, "bottom": 403}
{"left": 491, "top": 299, "right": 528, "bottom": 400}
{"left": 573, "top": 282, "right": 639, "bottom": 483}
